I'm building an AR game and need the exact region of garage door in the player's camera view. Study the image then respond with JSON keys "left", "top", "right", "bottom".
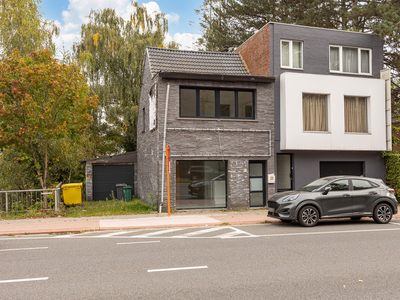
{"left": 93, "top": 165, "right": 134, "bottom": 200}
{"left": 320, "top": 161, "right": 364, "bottom": 178}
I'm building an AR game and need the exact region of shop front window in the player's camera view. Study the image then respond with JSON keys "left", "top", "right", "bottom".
{"left": 176, "top": 161, "right": 226, "bottom": 209}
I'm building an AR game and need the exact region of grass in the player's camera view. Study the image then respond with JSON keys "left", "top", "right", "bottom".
{"left": 0, "top": 198, "right": 156, "bottom": 220}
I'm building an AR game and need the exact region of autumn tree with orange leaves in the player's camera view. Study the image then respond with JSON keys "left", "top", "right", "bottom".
{"left": 0, "top": 50, "right": 98, "bottom": 200}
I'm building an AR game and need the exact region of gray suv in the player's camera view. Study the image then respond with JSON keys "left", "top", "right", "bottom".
{"left": 267, "top": 176, "right": 398, "bottom": 227}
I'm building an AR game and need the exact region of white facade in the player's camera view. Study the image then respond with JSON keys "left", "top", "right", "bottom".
{"left": 280, "top": 72, "right": 388, "bottom": 151}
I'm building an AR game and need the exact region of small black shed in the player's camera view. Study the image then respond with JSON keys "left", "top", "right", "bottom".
{"left": 80, "top": 152, "right": 137, "bottom": 201}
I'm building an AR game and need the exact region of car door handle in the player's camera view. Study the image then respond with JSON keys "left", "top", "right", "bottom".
{"left": 343, "top": 194, "right": 351, "bottom": 197}
{"left": 369, "top": 192, "right": 378, "bottom": 195}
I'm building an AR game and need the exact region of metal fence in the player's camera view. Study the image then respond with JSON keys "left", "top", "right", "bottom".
{"left": 0, "top": 184, "right": 61, "bottom": 215}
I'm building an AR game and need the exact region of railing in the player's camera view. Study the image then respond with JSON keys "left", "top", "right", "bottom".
{"left": 0, "top": 183, "right": 61, "bottom": 215}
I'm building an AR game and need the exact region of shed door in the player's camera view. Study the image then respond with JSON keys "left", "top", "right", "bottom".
{"left": 93, "top": 165, "right": 134, "bottom": 200}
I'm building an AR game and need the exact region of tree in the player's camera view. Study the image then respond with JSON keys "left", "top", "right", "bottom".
{"left": 0, "top": 0, "right": 59, "bottom": 58}
{"left": 74, "top": 1, "right": 177, "bottom": 154}
{"left": 0, "top": 49, "right": 98, "bottom": 205}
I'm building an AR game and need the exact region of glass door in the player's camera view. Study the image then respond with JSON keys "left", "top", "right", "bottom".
{"left": 249, "top": 162, "right": 265, "bottom": 207}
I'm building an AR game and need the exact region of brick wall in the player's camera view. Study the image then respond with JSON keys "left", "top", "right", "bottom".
{"left": 235, "top": 24, "right": 270, "bottom": 76}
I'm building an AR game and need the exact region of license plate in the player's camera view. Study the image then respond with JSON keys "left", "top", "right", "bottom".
{"left": 268, "top": 207, "right": 275, "bottom": 213}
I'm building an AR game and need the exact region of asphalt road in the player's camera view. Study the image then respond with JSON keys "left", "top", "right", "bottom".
{"left": 1, "top": 218, "right": 400, "bottom": 299}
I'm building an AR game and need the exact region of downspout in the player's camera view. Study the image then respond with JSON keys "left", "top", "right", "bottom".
{"left": 160, "top": 83, "right": 170, "bottom": 213}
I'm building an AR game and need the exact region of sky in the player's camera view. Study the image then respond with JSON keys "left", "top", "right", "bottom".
{"left": 40, "top": 0, "right": 204, "bottom": 56}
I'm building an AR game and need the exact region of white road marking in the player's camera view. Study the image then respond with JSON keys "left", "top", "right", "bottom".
{"left": 0, "top": 247, "right": 48, "bottom": 252}
{"left": 117, "top": 241, "right": 160, "bottom": 245}
{"left": 131, "top": 228, "right": 186, "bottom": 237}
{"left": 258, "top": 227, "right": 400, "bottom": 238}
{"left": 173, "top": 227, "right": 225, "bottom": 238}
{"left": 148, "top": 266, "right": 208, "bottom": 273}
{"left": 97, "top": 231, "right": 130, "bottom": 237}
{"left": 0, "top": 277, "right": 48, "bottom": 284}
{"left": 389, "top": 222, "right": 400, "bottom": 226}
{"left": 218, "top": 227, "right": 259, "bottom": 239}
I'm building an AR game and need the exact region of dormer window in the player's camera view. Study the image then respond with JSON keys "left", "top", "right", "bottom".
{"left": 330, "top": 46, "right": 371, "bottom": 75}
{"left": 281, "top": 40, "right": 303, "bottom": 69}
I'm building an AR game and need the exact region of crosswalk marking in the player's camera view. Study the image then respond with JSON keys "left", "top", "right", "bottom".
{"left": 218, "top": 227, "right": 258, "bottom": 239}
{"left": 173, "top": 227, "right": 226, "bottom": 238}
{"left": 97, "top": 231, "right": 130, "bottom": 237}
{"left": 131, "top": 228, "right": 186, "bottom": 238}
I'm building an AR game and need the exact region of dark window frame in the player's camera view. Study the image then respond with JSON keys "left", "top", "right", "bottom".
{"left": 179, "top": 87, "right": 256, "bottom": 119}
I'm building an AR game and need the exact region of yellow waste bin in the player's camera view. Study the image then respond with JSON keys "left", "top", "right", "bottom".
{"left": 62, "top": 183, "right": 83, "bottom": 205}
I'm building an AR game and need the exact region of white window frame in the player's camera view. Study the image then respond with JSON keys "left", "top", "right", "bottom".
{"left": 281, "top": 40, "right": 303, "bottom": 70}
{"left": 149, "top": 84, "right": 157, "bottom": 131}
{"left": 329, "top": 45, "right": 372, "bottom": 75}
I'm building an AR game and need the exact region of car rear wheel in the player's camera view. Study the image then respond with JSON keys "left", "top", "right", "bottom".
{"left": 298, "top": 205, "right": 319, "bottom": 227}
{"left": 373, "top": 203, "right": 393, "bottom": 224}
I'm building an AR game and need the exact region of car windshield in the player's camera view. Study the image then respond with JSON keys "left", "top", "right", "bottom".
{"left": 297, "top": 178, "right": 331, "bottom": 192}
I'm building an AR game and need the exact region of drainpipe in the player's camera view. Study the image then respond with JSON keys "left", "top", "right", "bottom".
{"left": 160, "top": 83, "right": 170, "bottom": 213}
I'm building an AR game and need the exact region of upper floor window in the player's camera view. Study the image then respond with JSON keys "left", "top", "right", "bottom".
{"left": 330, "top": 46, "right": 371, "bottom": 75}
{"left": 303, "top": 93, "right": 328, "bottom": 132}
{"left": 281, "top": 40, "right": 303, "bottom": 69}
{"left": 344, "top": 96, "right": 368, "bottom": 133}
{"left": 180, "top": 87, "right": 255, "bottom": 119}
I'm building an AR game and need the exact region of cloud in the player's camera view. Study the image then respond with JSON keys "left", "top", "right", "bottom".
{"left": 166, "top": 12, "right": 179, "bottom": 23}
{"left": 173, "top": 33, "right": 201, "bottom": 50}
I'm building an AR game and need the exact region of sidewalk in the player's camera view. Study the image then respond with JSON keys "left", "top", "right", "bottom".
{"left": 0, "top": 209, "right": 399, "bottom": 236}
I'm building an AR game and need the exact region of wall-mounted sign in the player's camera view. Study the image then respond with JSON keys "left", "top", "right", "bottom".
{"left": 268, "top": 174, "right": 275, "bottom": 183}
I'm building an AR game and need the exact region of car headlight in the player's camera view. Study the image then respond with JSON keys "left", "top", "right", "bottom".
{"left": 281, "top": 194, "right": 299, "bottom": 202}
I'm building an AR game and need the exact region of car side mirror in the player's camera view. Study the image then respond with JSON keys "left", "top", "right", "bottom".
{"left": 322, "top": 186, "right": 331, "bottom": 195}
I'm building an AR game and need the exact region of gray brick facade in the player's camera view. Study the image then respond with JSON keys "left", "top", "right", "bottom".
{"left": 137, "top": 49, "right": 275, "bottom": 210}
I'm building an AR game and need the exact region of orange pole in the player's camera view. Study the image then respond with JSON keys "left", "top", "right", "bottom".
{"left": 166, "top": 145, "right": 171, "bottom": 216}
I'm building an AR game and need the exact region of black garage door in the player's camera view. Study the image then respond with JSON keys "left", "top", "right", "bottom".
{"left": 320, "top": 161, "right": 364, "bottom": 178}
{"left": 93, "top": 164, "right": 134, "bottom": 200}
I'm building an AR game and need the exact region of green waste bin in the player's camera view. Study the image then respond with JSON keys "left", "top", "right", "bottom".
{"left": 123, "top": 186, "right": 132, "bottom": 201}
{"left": 62, "top": 183, "right": 82, "bottom": 205}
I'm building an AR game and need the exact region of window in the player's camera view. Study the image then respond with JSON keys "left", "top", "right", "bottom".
{"left": 303, "top": 93, "right": 328, "bottom": 132}
{"left": 330, "top": 46, "right": 371, "bottom": 75}
{"left": 149, "top": 84, "right": 157, "bottom": 131}
{"left": 176, "top": 161, "right": 226, "bottom": 209}
{"left": 352, "top": 179, "right": 373, "bottom": 190}
{"left": 180, "top": 88, "right": 255, "bottom": 119}
{"left": 344, "top": 96, "right": 368, "bottom": 133}
{"left": 142, "top": 107, "right": 145, "bottom": 133}
{"left": 329, "top": 179, "right": 349, "bottom": 191}
{"left": 281, "top": 40, "right": 303, "bottom": 69}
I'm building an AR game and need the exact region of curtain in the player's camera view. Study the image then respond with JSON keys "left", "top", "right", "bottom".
{"left": 345, "top": 96, "right": 367, "bottom": 133}
{"left": 330, "top": 47, "right": 340, "bottom": 71}
{"left": 292, "top": 41, "right": 302, "bottom": 68}
{"left": 281, "top": 41, "right": 290, "bottom": 67}
{"left": 361, "top": 50, "right": 370, "bottom": 73}
{"left": 343, "top": 47, "right": 358, "bottom": 73}
{"left": 303, "top": 94, "right": 328, "bottom": 131}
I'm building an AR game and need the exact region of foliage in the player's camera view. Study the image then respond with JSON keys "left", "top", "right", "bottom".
{"left": 0, "top": 49, "right": 98, "bottom": 195}
{"left": 73, "top": 1, "right": 177, "bottom": 154}
{"left": 0, "top": 0, "right": 59, "bottom": 58}
{"left": 147, "top": 191, "right": 157, "bottom": 210}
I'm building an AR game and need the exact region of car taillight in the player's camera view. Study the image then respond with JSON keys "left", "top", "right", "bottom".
{"left": 388, "top": 188, "right": 395, "bottom": 194}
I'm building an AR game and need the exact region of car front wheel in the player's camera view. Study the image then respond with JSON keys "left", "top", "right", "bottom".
{"left": 298, "top": 205, "right": 319, "bottom": 227}
{"left": 373, "top": 203, "right": 393, "bottom": 224}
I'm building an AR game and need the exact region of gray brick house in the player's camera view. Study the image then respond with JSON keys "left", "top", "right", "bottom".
{"left": 137, "top": 47, "right": 275, "bottom": 211}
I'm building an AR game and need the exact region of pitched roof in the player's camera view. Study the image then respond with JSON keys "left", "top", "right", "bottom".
{"left": 146, "top": 47, "right": 249, "bottom": 76}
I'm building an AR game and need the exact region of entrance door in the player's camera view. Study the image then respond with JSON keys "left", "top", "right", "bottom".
{"left": 277, "top": 154, "right": 292, "bottom": 191}
{"left": 249, "top": 162, "right": 265, "bottom": 207}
